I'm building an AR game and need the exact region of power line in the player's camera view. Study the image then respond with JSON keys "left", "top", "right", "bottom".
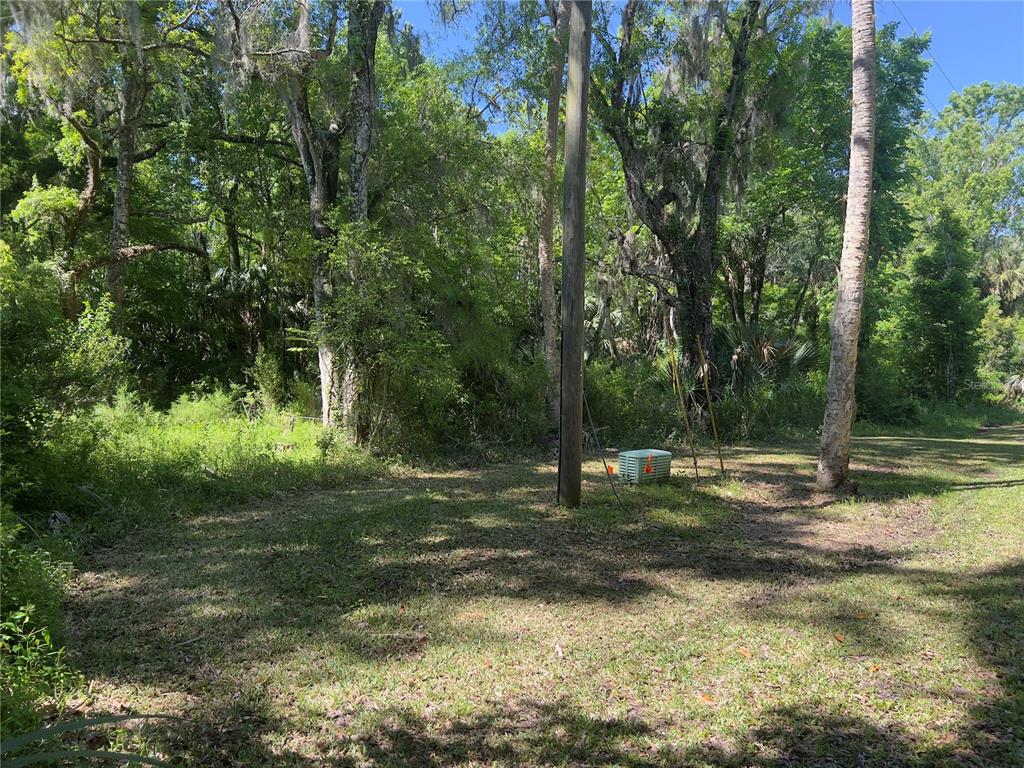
{"left": 889, "top": 0, "right": 962, "bottom": 113}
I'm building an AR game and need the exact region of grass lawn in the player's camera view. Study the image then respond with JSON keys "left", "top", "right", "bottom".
{"left": 63, "top": 427, "right": 1023, "bottom": 766}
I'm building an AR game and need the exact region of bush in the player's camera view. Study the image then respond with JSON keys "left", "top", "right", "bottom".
{"left": 247, "top": 345, "right": 287, "bottom": 412}
{"left": 856, "top": 400, "right": 1024, "bottom": 437}
{"left": 1, "top": 390, "right": 382, "bottom": 730}
{"left": 0, "top": 506, "right": 76, "bottom": 734}
{"left": 9, "top": 390, "right": 381, "bottom": 543}
{"left": 288, "top": 375, "right": 321, "bottom": 419}
{"left": 584, "top": 358, "right": 678, "bottom": 445}
{"left": 453, "top": 355, "right": 549, "bottom": 449}
{"left": 709, "top": 327, "right": 822, "bottom": 441}
{"left": 977, "top": 298, "right": 1024, "bottom": 396}
{"left": 713, "top": 376, "right": 824, "bottom": 441}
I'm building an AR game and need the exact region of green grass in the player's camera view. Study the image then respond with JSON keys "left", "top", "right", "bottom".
{"left": 29, "top": 390, "right": 382, "bottom": 538}
{"left": 854, "top": 400, "right": 1024, "bottom": 438}
{"left": 2, "top": 391, "right": 383, "bottom": 740}
{"left": 51, "top": 424, "right": 1024, "bottom": 766}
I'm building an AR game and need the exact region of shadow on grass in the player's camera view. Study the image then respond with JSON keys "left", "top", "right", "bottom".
{"left": 65, "top": 428, "right": 1023, "bottom": 765}
{"left": 104, "top": 559, "right": 1019, "bottom": 767}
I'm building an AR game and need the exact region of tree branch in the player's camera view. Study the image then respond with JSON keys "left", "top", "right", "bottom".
{"left": 72, "top": 241, "right": 206, "bottom": 278}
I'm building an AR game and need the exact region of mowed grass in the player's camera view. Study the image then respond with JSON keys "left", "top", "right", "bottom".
{"left": 63, "top": 427, "right": 1023, "bottom": 766}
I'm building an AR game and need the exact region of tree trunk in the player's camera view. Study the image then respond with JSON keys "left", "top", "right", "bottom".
{"left": 817, "top": 0, "right": 876, "bottom": 490}
{"left": 109, "top": 98, "right": 137, "bottom": 317}
{"left": 748, "top": 229, "right": 769, "bottom": 328}
{"left": 538, "top": 0, "right": 569, "bottom": 428}
{"left": 287, "top": 79, "right": 342, "bottom": 427}
{"left": 789, "top": 218, "right": 823, "bottom": 337}
{"left": 684, "top": 0, "right": 760, "bottom": 366}
{"left": 109, "top": 0, "right": 144, "bottom": 319}
{"left": 225, "top": 182, "right": 242, "bottom": 271}
{"left": 55, "top": 109, "right": 101, "bottom": 321}
{"left": 56, "top": 256, "right": 80, "bottom": 320}
{"left": 557, "top": 0, "right": 591, "bottom": 508}
{"left": 343, "top": 0, "right": 386, "bottom": 443}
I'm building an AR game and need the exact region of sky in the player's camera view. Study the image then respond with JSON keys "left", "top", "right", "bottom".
{"left": 394, "top": 0, "right": 1024, "bottom": 115}
{"left": 831, "top": 0, "right": 1024, "bottom": 113}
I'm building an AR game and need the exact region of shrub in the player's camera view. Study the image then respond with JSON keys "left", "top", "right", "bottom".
{"left": 247, "top": 345, "right": 287, "bottom": 412}
{"left": 29, "top": 392, "right": 382, "bottom": 535}
{"left": 454, "top": 355, "right": 549, "bottom": 449}
{"left": 584, "top": 358, "right": 678, "bottom": 445}
{"left": 288, "top": 375, "right": 321, "bottom": 419}
{"left": 977, "top": 298, "right": 1024, "bottom": 396}
{"left": 0, "top": 506, "right": 75, "bottom": 734}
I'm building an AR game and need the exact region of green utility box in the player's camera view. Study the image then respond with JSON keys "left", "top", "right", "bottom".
{"left": 617, "top": 449, "right": 672, "bottom": 484}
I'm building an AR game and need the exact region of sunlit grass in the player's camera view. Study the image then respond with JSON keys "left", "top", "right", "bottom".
{"left": 58, "top": 425, "right": 1023, "bottom": 766}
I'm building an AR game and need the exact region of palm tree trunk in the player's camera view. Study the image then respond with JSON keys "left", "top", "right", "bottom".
{"left": 817, "top": 0, "right": 877, "bottom": 490}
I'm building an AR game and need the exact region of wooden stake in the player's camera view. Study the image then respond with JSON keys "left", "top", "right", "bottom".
{"left": 557, "top": 0, "right": 591, "bottom": 508}
{"left": 669, "top": 347, "right": 700, "bottom": 479}
{"left": 695, "top": 335, "right": 725, "bottom": 474}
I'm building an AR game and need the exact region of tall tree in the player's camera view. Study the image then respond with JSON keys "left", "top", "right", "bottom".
{"left": 107, "top": 0, "right": 145, "bottom": 314}
{"left": 341, "top": 0, "right": 387, "bottom": 441}
{"left": 224, "top": 0, "right": 346, "bottom": 426}
{"left": 593, "top": 0, "right": 766, "bottom": 367}
{"left": 817, "top": 0, "right": 877, "bottom": 490}
{"left": 8, "top": 0, "right": 208, "bottom": 320}
{"left": 557, "top": 0, "right": 590, "bottom": 508}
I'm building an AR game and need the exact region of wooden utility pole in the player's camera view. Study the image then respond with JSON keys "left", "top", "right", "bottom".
{"left": 557, "top": 0, "right": 591, "bottom": 508}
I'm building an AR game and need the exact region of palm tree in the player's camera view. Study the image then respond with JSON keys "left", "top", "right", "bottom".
{"left": 817, "top": 0, "right": 877, "bottom": 490}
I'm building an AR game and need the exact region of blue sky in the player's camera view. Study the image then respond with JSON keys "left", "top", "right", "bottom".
{"left": 831, "top": 0, "right": 1024, "bottom": 112}
{"left": 394, "top": 0, "right": 1024, "bottom": 115}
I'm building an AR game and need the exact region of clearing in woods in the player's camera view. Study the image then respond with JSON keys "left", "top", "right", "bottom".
{"left": 67, "top": 428, "right": 1023, "bottom": 766}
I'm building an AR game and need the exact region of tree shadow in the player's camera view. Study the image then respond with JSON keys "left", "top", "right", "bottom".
{"left": 70, "top": 456, "right": 931, "bottom": 687}
{"left": 114, "top": 559, "right": 1017, "bottom": 766}
{"left": 64, "top": 429, "right": 1023, "bottom": 765}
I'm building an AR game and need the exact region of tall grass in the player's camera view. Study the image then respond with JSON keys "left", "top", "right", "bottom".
{"left": 2, "top": 390, "right": 381, "bottom": 734}
{"left": 20, "top": 390, "right": 381, "bottom": 537}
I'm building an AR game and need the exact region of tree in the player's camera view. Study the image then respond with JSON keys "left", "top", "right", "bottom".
{"left": 900, "top": 209, "right": 982, "bottom": 400}
{"left": 817, "top": 0, "right": 876, "bottom": 491}
{"left": 908, "top": 83, "right": 1024, "bottom": 311}
{"left": 341, "top": 0, "right": 387, "bottom": 441}
{"left": 557, "top": 0, "right": 590, "bottom": 508}
{"left": 591, "top": 0, "right": 770, "bottom": 368}
{"left": 538, "top": 0, "right": 569, "bottom": 428}
{"left": 223, "top": 0, "right": 386, "bottom": 433}
{"left": 8, "top": 0, "right": 209, "bottom": 321}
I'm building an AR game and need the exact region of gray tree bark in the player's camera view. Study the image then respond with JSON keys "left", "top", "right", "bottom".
{"left": 267, "top": 0, "right": 344, "bottom": 427}
{"left": 538, "top": 0, "right": 569, "bottom": 429}
{"left": 108, "top": 0, "right": 145, "bottom": 319}
{"left": 55, "top": 109, "right": 102, "bottom": 321}
{"left": 286, "top": 74, "right": 342, "bottom": 427}
{"left": 342, "top": 0, "right": 386, "bottom": 443}
{"left": 557, "top": 0, "right": 591, "bottom": 508}
{"left": 817, "top": 0, "right": 877, "bottom": 490}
